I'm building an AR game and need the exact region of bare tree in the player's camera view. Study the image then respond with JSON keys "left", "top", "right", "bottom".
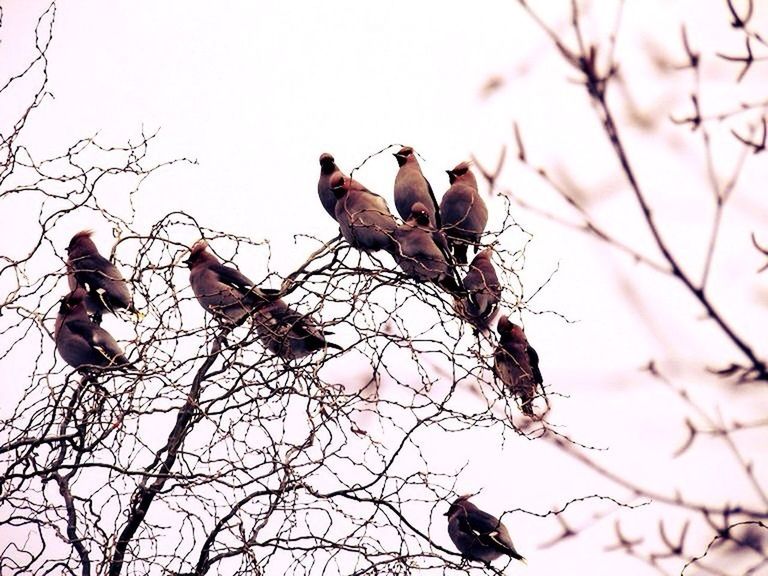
{"left": 0, "top": 4, "right": 592, "bottom": 576}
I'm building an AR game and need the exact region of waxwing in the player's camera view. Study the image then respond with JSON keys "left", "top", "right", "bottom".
{"left": 254, "top": 298, "right": 342, "bottom": 360}
{"left": 185, "top": 240, "right": 269, "bottom": 326}
{"left": 66, "top": 230, "right": 135, "bottom": 323}
{"left": 331, "top": 174, "right": 397, "bottom": 252}
{"left": 54, "top": 288, "right": 130, "bottom": 371}
{"left": 455, "top": 248, "right": 501, "bottom": 329}
{"left": 446, "top": 495, "right": 526, "bottom": 565}
{"left": 440, "top": 162, "right": 488, "bottom": 264}
{"left": 389, "top": 202, "right": 460, "bottom": 293}
{"left": 393, "top": 146, "right": 441, "bottom": 228}
{"left": 318, "top": 153, "right": 346, "bottom": 221}
{"left": 493, "top": 316, "right": 544, "bottom": 417}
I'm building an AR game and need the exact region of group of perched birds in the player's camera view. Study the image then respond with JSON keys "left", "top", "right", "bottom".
{"left": 52, "top": 146, "right": 541, "bottom": 566}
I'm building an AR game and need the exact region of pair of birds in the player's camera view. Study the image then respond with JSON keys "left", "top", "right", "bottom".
{"left": 318, "top": 149, "right": 495, "bottom": 324}
{"left": 55, "top": 231, "right": 340, "bottom": 372}
{"left": 446, "top": 495, "right": 526, "bottom": 566}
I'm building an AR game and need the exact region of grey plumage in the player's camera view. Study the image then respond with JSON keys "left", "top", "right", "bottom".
{"left": 440, "top": 162, "right": 488, "bottom": 264}
{"left": 254, "top": 298, "right": 342, "bottom": 360}
{"left": 331, "top": 174, "right": 397, "bottom": 252}
{"left": 55, "top": 288, "right": 130, "bottom": 371}
{"left": 318, "top": 153, "right": 346, "bottom": 221}
{"left": 66, "top": 230, "right": 135, "bottom": 322}
{"left": 185, "top": 240, "right": 269, "bottom": 326}
{"left": 446, "top": 495, "right": 526, "bottom": 565}
{"left": 455, "top": 248, "right": 501, "bottom": 329}
{"left": 393, "top": 146, "right": 441, "bottom": 228}
{"left": 493, "top": 316, "right": 543, "bottom": 417}
{"left": 389, "top": 201, "right": 458, "bottom": 292}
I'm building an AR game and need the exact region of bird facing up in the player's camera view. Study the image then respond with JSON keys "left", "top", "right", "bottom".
{"left": 393, "top": 146, "right": 441, "bottom": 228}
{"left": 493, "top": 315, "right": 544, "bottom": 417}
{"left": 318, "top": 152, "right": 346, "bottom": 221}
{"left": 440, "top": 162, "right": 488, "bottom": 265}
{"left": 331, "top": 174, "right": 397, "bottom": 252}
{"left": 389, "top": 201, "right": 456, "bottom": 289}
{"left": 455, "top": 248, "right": 502, "bottom": 330}
{"left": 66, "top": 230, "right": 135, "bottom": 323}
{"left": 446, "top": 495, "right": 526, "bottom": 565}
{"left": 185, "top": 240, "right": 269, "bottom": 326}
{"left": 54, "top": 288, "right": 130, "bottom": 371}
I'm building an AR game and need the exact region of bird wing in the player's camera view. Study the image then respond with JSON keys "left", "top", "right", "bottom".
{"left": 209, "top": 263, "right": 255, "bottom": 291}
{"left": 462, "top": 509, "right": 518, "bottom": 555}
{"left": 527, "top": 344, "right": 543, "bottom": 384}
{"left": 425, "top": 178, "right": 442, "bottom": 228}
{"left": 209, "top": 263, "right": 272, "bottom": 306}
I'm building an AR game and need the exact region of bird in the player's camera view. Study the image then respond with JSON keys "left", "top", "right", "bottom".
{"left": 446, "top": 495, "right": 526, "bottom": 565}
{"left": 455, "top": 248, "right": 502, "bottom": 330}
{"left": 318, "top": 152, "right": 346, "bottom": 221}
{"left": 254, "top": 298, "right": 343, "bottom": 360}
{"left": 440, "top": 162, "right": 488, "bottom": 264}
{"left": 493, "top": 316, "right": 543, "bottom": 417}
{"left": 389, "top": 202, "right": 460, "bottom": 293}
{"left": 393, "top": 146, "right": 441, "bottom": 228}
{"left": 331, "top": 174, "right": 397, "bottom": 252}
{"left": 54, "top": 288, "right": 130, "bottom": 371}
{"left": 66, "top": 230, "right": 136, "bottom": 323}
{"left": 185, "top": 240, "right": 270, "bottom": 326}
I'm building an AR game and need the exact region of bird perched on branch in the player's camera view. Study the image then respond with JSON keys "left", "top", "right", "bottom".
{"left": 440, "top": 162, "right": 488, "bottom": 264}
{"left": 66, "top": 230, "right": 136, "bottom": 323}
{"left": 318, "top": 152, "right": 346, "bottom": 221}
{"left": 55, "top": 288, "right": 130, "bottom": 371}
{"left": 493, "top": 316, "right": 543, "bottom": 417}
{"left": 331, "top": 174, "right": 397, "bottom": 252}
{"left": 254, "top": 298, "right": 343, "bottom": 360}
{"left": 185, "top": 240, "right": 270, "bottom": 326}
{"left": 393, "top": 146, "right": 441, "bottom": 228}
{"left": 186, "top": 241, "right": 341, "bottom": 358}
{"left": 389, "top": 202, "right": 460, "bottom": 293}
{"left": 446, "top": 495, "right": 526, "bottom": 565}
{"left": 454, "top": 248, "right": 501, "bottom": 330}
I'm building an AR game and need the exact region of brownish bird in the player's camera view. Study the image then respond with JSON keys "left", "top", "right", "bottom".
{"left": 455, "top": 248, "right": 501, "bottom": 330}
{"left": 331, "top": 174, "right": 397, "bottom": 252}
{"left": 66, "top": 230, "right": 135, "bottom": 323}
{"left": 446, "top": 495, "right": 526, "bottom": 565}
{"left": 318, "top": 152, "right": 346, "bottom": 221}
{"left": 493, "top": 316, "right": 543, "bottom": 417}
{"left": 55, "top": 288, "right": 130, "bottom": 371}
{"left": 185, "top": 240, "right": 270, "bottom": 326}
{"left": 393, "top": 146, "right": 440, "bottom": 227}
{"left": 440, "top": 162, "right": 488, "bottom": 264}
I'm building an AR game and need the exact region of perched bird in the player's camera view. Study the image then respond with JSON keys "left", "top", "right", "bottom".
{"left": 393, "top": 146, "right": 440, "bottom": 228}
{"left": 493, "top": 316, "right": 543, "bottom": 417}
{"left": 440, "top": 162, "right": 488, "bottom": 264}
{"left": 66, "top": 230, "right": 135, "bottom": 323}
{"left": 389, "top": 202, "right": 459, "bottom": 293}
{"left": 455, "top": 248, "right": 502, "bottom": 329}
{"left": 185, "top": 240, "right": 269, "bottom": 326}
{"left": 254, "top": 298, "right": 343, "bottom": 360}
{"left": 446, "top": 495, "right": 526, "bottom": 565}
{"left": 318, "top": 153, "right": 346, "bottom": 221}
{"left": 55, "top": 288, "right": 130, "bottom": 371}
{"left": 331, "top": 174, "right": 397, "bottom": 252}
